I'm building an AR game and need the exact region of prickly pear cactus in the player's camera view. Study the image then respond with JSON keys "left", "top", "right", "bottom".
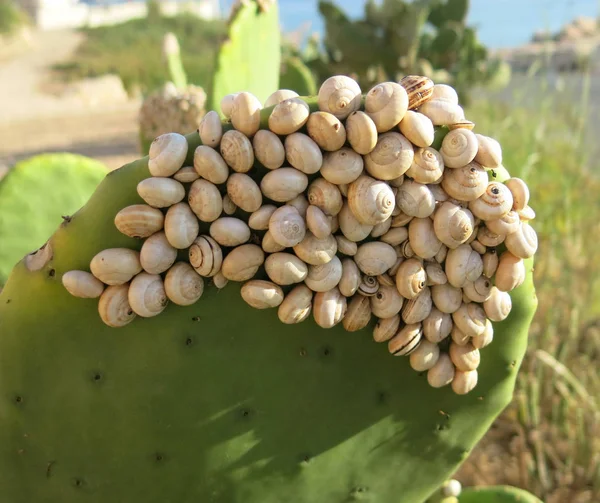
{"left": 459, "top": 486, "right": 543, "bottom": 503}
{"left": 280, "top": 55, "right": 318, "bottom": 96}
{"left": 0, "top": 77, "right": 538, "bottom": 503}
{"left": 0, "top": 153, "right": 106, "bottom": 285}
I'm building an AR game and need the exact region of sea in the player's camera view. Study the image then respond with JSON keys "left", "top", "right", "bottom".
{"left": 81, "top": 0, "right": 600, "bottom": 49}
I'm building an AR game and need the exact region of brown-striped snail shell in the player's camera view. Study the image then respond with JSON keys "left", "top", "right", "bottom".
{"left": 365, "top": 81, "right": 408, "bottom": 132}
{"left": 409, "top": 340, "right": 440, "bottom": 371}
{"left": 188, "top": 235, "right": 223, "bottom": 277}
{"left": 278, "top": 284, "right": 313, "bottom": 324}
{"left": 115, "top": 204, "right": 164, "bottom": 239}
{"left": 90, "top": 248, "right": 142, "bottom": 286}
{"left": 406, "top": 148, "right": 444, "bottom": 184}
{"left": 400, "top": 75, "right": 434, "bottom": 110}
{"left": 486, "top": 210, "right": 520, "bottom": 235}
{"left": 269, "top": 97, "right": 310, "bottom": 135}
{"left": 164, "top": 262, "right": 204, "bottom": 306}
{"left": 427, "top": 353, "right": 455, "bottom": 388}
{"left": 422, "top": 307, "right": 453, "bottom": 343}
{"left": 431, "top": 283, "right": 463, "bottom": 314}
{"left": 264, "top": 89, "right": 299, "bottom": 108}
{"left": 230, "top": 91, "right": 262, "bottom": 137}
{"left": 441, "top": 161, "right": 488, "bottom": 202}
{"left": 433, "top": 201, "right": 475, "bottom": 249}
{"left": 220, "top": 129, "right": 254, "bottom": 173}
{"left": 504, "top": 222, "right": 538, "bottom": 259}
{"left": 370, "top": 285, "right": 404, "bottom": 319}
{"left": 128, "top": 272, "right": 168, "bottom": 318}
{"left": 188, "top": 179, "right": 223, "bottom": 222}
{"left": 320, "top": 147, "right": 364, "bottom": 185}
{"left": 137, "top": 177, "right": 185, "bottom": 208}
{"left": 293, "top": 231, "right": 337, "bottom": 266}
{"left": 395, "top": 258, "right": 426, "bottom": 300}
{"left": 345, "top": 111, "right": 378, "bottom": 154}
{"left": 285, "top": 132, "right": 323, "bottom": 175}
{"left": 221, "top": 244, "right": 265, "bottom": 282}
{"left": 252, "top": 129, "right": 285, "bottom": 170}
{"left": 307, "top": 178, "right": 343, "bottom": 216}
{"left": 306, "top": 205, "right": 332, "bottom": 239}
{"left": 148, "top": 132, "right": 187, "bottom": 177}
{"left": 388, "top": 323, "right": 422, "bottom": 356}
{"left": 98, "top": 284, "right": 136, "bottom": 328}
{"left": 140, "top": 231, "right": 177, "bottom": 275}
{"left": 305, "top": 255, "right": 343, "bottom": 292}
{"left": 396, "top": 180, "right": 436, "bottom": 218}
{"left": 313, "top": 287, "right": 348, "bottom": 328}
{"left": 449, "top": 342, "right": 480, "bottom": 372}
{"left": 193, "top": 145, "right": 229, "bottom": 184}
{"left": 264, "top": 252, "right": 308, "bottom": 285}
{"left": 62, "top": 270, "right": 105, "bottom": 298}
{"left": 261, "top": 167, "right": 309, "bottom": 202}
{"left": 452, "top": 303, "right": 486, "bottom": 337}
{"left": 173, "top": 166, "right": 199, "bottom": 183}
{"left": 364, "top": 132, "right": 414, "bottom": 180}
{"left": 306, "top": 111, "right": 347, "bottom": 151}
{"left": 241, "top": 280, "right": 284, "bottom": 309}
{"left": 209, "top": 217, "right": 251, "bottom": 247}
{"left": 408, "top": 217, "right": 443, "bottom": 259}
{"left": 402, "top": 286, "right": 432, "bottom": 324}
{"left": 469, "top": 182, "right": 513, "bottom": 221}
{"left": 373, "top": 314, "right": 401, "bottom": 343}
{"left": 452, "top": 369, "right": 478, "bottom": 395}
{"left": 249, "top": 205, "right": 277, "bottom": 230}
{"left": 474, "top": 134, "right": 502, "bottom": 168}
{"left": 398, "top": 111, "right": 434, "bottom": 148}
{"left": 198, "top": 110, "right": 222, "bottom": 148}
{"left": 440, "top": 128, "right": 479, "bottom": 168}
{"left": 318, "top": 75, "right": 362, "bottom": 120}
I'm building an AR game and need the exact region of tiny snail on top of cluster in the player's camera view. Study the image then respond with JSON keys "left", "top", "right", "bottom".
{"left": 62, "top": 74, "right": 538, "bottom": 396}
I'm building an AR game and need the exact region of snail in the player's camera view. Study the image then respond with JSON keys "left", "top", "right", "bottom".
{"left": 222, "top": 194, "right": 237, "bottom": 215}
{"left": 345, "top": 111, "right": 378, "bottom": 154}
{"left": 406, "top": 147, "right": 444, "bottom": 184}
{"left": 396, "top": 180, "right": 436, "bottom": 218}
{"left": 471, "top": 319, "right": 494, "bottom": 350}
{"left": 260, "top": 168, "right": 309, "bottom": 202}
{"left": 399, "top": 75, "right": 434, "bottom": 110}
{"left": 441, "top": 161, "right": 488, "bottom": 202}
{"left": 148, "top": 132, "right": 188, "bottom": 177}
{"left": 419, "top": 100, "right": 465, "bottom": 126}
{"left": 173, "top": 166, "right": 199, "bottom": 183}
{"left": 221, "top": 244, "right": 265, "bottom": 282}
{"left": 220, "top": 129, "right": 254, "bottom": 173}
{"left": 373, "top": 315, "right": 401, "bottom": 343}
{"left": 451, "top": 370, "right": 478, "bottom": 395}
{"left": 137, "top": 177, "right": 185, "bottom": 208}
{"left": 348, "top": 175, "right": 396, "bottom": 225}
{"left": 504, "top": 177, "right": 530, "bottom": 211}
{"left": 62, "top": 270, "right": 105, "bottom": 299}
{"left": 409, "top": 340, "right": 440, "bottom": 372}
{"left": 388, "top": 323, "right": 423, "bottom": 356}
{"left": 358, "top": 274, "right": 380, "bottom": 297}
{"left": 469, "top": 182, "right": 513, "bottom": 221}
{"left": 220, "top": 93, "right": 239, "bottom": 118}
{"left": 452, "top": 303, "right": 487, "bottom": 337}
{"left": 188, "top": 179, "right": 223, "bottom": 222}
{"left": 354, "top": 241, "right": 397, "bottom": 276}
{"left": 433, "top": 201, "right": 475, "bottom": 249}
{"left": 364, "top": 132, "right": 414, "bottom": 181}
{"left": 115, "top": 204, "right": 164, "bottom": 239}
{"left": 262, "top": 231, "right": 286, "bottom": 253}
{"left": 342, "top": 295, "right": 372, "bottom": 332}
{"left": 371, "top": 217, "right": 392, "bottom": 238}
{"left": 483, "top": 286, "right": 512, "bottom": 322}
{"left": 462, "top": 276, "right": 493, "bottom": 303}
{"left": 90, "top": 248, "right": 142, "bottom": 286}
{"left": 305, "top": 255, "right": 343, "bottom": 292}
{"left": 198, "top": 110, "right": 222, "bottom": 148}
{"left": 482, "top": 249, "right": 499, "bottom": 278}
{"left": 264, "top": 252, "right": 308, "bottom": 285}
{"left": 98, "top": 284, "right": 136, "bottom": 328}
{"left": 402, "top": 286, "right": 433, "bottom": 324}
{"left": 398, "top": 111, "right": 434, "bottom": 148}
{"left": 449, "top": 342, "right": 480, "bottom": 372}
{"left": 380, "top": 226, "right": 408, "bottom": 246}
{"left": 474, "top": 134, "right": 502, "bottom": 168}
{"left": 486, "top": 210, "right": 520, "bottom": 236}
{"left": 308, "top": 178, "right": 344, "bottom": 216}
{"left": 241, "top": 280, "right": 284, "bottom": 309}
{"left": 264, "top": 89, "right": 299, "bottom": 108}
{"left": 504, "top": 222, "right": 538, "bottom": 259}
{"left": 252, "top": 129, "right": 285, "bottom": 170}
{"left": 408, "top": 217, "right": 443, "bottom": 259}
{"left": 370, "top": 285, "right": 404, "bottom": 319}
{"left": 188, "top": 235, "right": 223, "bottom": 277}
{"left": 445, "top": 244, "right": 483, "bottom": 288}
{"left": 338, "top": 202, "right": 374, "bottom": 242}
{"left": 317, "top": 75, "right": 362, "bottom": 120}
{"left": 140, "top": 231, "right": 178, "bottom": 275}
{"left": 268, "top": 205, "right": 307, "bottom": 247}
{"left": 268, "top": 97, "right": 310, "bottom": 135}
{"left": 230, "top": 91, "right": 262, "bottom": 137}
{"left": 495, "top": 251, "right": 526, "bottom": 292}
{"left": 395, "top": 258, "right": 426, "bottom": 300}
{"left": 422, "top": 307, "right": 453, "bottom": 343}
{"left": 249, "top": 205, "right": 278, "bottom": 230}
{"left": 278, "top": 284, "right": 313, "bottom": 324}
{"left": 164, "top": 203, "right": 199, "bottom": 249}
{"left": 336, "top": 235, "right": 358, "bottom": 256}
{"left": 427, "top": 353, "right": 455, "bottom": 388}
{"left": 284, "top": 133, "right": 323, "bottom": 175}
{"left": 306, "top": 111, "right": 347, "bottom": 151}
{"left": 440, "top": 128, "right": 479, "bottom": 168}
{"left": 193, "top": 145, "right": 229, "bottom": 184}
{"left": 306, "top": 205, "right": 332, "bottom": 240}
{"left": 431, "top": 283, "right": 462, "bottom": 314}
{"left": 128, "top": 272, "right": 168, "bottom": 318}
{"left": 425, "top": 262, "right": 447, "bottom": 286}
{"left": 209, "top": 217, "right": 251, "bottom": 247}
{"left": 287, "top": 194, "right": 309, "bottom": 218}
{"left": 313, "top": 287, "right": 348, "bottom": 328}
{"left": 293, "top": 232, "right": 338, "bottom": 266}
{"left": 320, "top": 147, "right": 364, "bottom": 185}
{"left": 365, "top": 81, "right": 408, "bottom": 132}
{"left": 339, "top": 258, "right": 361, "bottom": 297}
{"left": 164, "top": 262, "right": 204, "bottom": 306}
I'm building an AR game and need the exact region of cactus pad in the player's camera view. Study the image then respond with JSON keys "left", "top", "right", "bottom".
{"left": 459, "top": 486, "right": 543, "bottom": 503}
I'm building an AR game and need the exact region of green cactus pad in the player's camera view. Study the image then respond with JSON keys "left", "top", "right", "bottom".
{"left": 280, "top": 56, "right": 318, "bottom": 97}
{"left": 0, "top": 153, "right": 107, "bottom": 285}
{"left": 210, "top": 0, "right": 281, "bottom": 112}
{"left": 428, "top": 0, "right": 470, "bottom": 28}
{"left": 0, "top": 117, "right": 537, "bottom": 502}
{"left": 459, "top": 486, "right": 544, "bottom": 503}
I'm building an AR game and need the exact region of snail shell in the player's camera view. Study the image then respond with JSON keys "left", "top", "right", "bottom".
{"left": 306, "top": 111, "right": 347, "bottom": 151}
{"left": 358, "top": 275, "right": 380, "bottom": 297}
{"left": 249, "top": 205, "right": 277, "bottom": 230}
{"left": 430, "top": 84, "right": 458, "bottom": 103}
{"left": 449, "top": 342, "right": 480, "bottom": 372}
{"left": 148, "top": 133, "right": 188, "bottom": 177}
{"left": 260, "top": 167, "right": 309, "bottom": 202}
{"left": 495, "top": 251, "right": 526, "bottom": 292}
{"left": 339, "top": 258, "right": 361, "bottom": 297}
{"left": 463, "top": 275, "right": 493, "bottom": 303}
{"left": 193, "top": 145, "right": 229, "bottom": 184}
{"left": 451, "top": 325, "right": 470, "bottom": 346}
{"left": 173, "top": 166, "right": 199, "bottom": 183}
{"left": 471, "top": 318, "right": 494, "bottom": 349}
{"left": 188, "top": 179, "right": 223, "bottom": 222}
{"left": 422, "top": 307, "right": 453, "bottom": 343}
{"left": 313, "top": 287, "right": 348, "bottom": 329}
{"left": 62, "top": 270, "right": 105, "bottom": 298}
{"left": 345, "top": 111, "right": 378, "bottom": 154}
{"left": 364, "top": 132, "right": 414, "bottom": 181}
{"left": 140, "top": 231, "right": 177, "bottom": 274}
{"left": 262, "top": 230, "right": 286, "bottom": 253}
{"left": 305, "top": 255, "right": 343, "bottom": 292}
{"left": 373, "top": 314, "right": 401, "bottom": 343}
{"left": 285, "top": 133, "right": 323, "bottom": 175}
{"left": 469, "top": 182, "right": 513, "bottom": 221}
{"left": 440, "top": 129, "right": 479, "bottom": 168}
{"left": 222, "top": 194, "right": 237, "bottom": 215}
{"left": 252, "top": 129, "right": 285, "bottom": 170}
{"left": 354, "top": 241, "right": 397, "bottom": 276}
{"left": 318, "top": 75, "right": 362, "bottom": 120}
{"left": 98, "top": 284, "right": 136, "bottom": 328}
{"left": 399, "top": 75, "right": 434, "bottom": 110}
{"left": 474, "top": 134, "right": 502, "bottom": 168}
{"left": 264, "top": 89, "right": 299, "bottom": 108}
{"left": 441, "top": 161, "right": 488, "bottom": 202}
{"left": 365, "top": 82, "right": 409, "bottom": 132}
{"left": 380, "top": 226, "right": 408, "bottom": 246}
{"left": 427, "top": 353, "right": 455, "bottom": 388}
{"left": 320, "top": 147, "right": 364, "bottom": 185}
{"left": 198, "top": 110, "right": 223, "bottom": 148}
{"left": 293, "top": 232, "right": 337, "bottom": 266}
{"left": 230, "top": 91, "right": 262, "bottom": 137}
{"left": 445, "top": 244, "right": 483, "bottom": 288}
{"left": 388, "top": 323, "right": 422, "bottom": 356}
{"left": 220, "top": 129, "right": 254, "bottom": 173}
{"left": 505, "top": 222, "right": 538, "bottom": 259}
{"left": 406, "top": 148, "right": 444, "bottom": 184}
{"left": 137, "top": 177, "right": 185, "bottom": 208}
{"left": 287, "top": 194, "right": 309, "bottom": 219}
{"left": 433, "top": 201, "right": 475, "bottom": 249}
{"left": 342, "top": 295, "right": 372, "bottom": 332}
{"left": 268, "top": 97, "right": 310, "bottom": 135}
{"left": 268, "top": 205, "right": 306, "bottom": 247}
{"left": 115, "top": 204, "right": 164, "bottom": 239}
{"left": 419, "top": 99, "right": 465, "bottom": 126}
{"left": 484, "top": 286, "right": 512, "bottom": 322}
{"left": 370, "top": 285, "right": 403, "bottom": 319}
{"left": 189, "top": 235, "right": 223, "bottom": 277}
{"left": 221, "top": 244, "right": 265, "bottom": 282}
{"left": 307, "top": 178, "right": 343, "bottom": 216}
{"left": 449, "top": 120, "right": 475, "bottom": 131}
{"left": 399, "top": 111, "right": 434, "bottom": 148}
{"left": 477, "top": 226, "right": 506, "bottom": 247}
{"left": 391, "top": 211, "right": 413, "bottom": 227}
{"left": 241, "top": 280, "right": 284, "bottom": 309}
{"left": 278, "top": 284, "right": 313, "bottom": 324}
{"left": 425, "top": 262, "right": 447, "bottom": 286}
{"left": 164, "top": 262, "right": 204, "bottom": 306}
{"left": 338, "top": 202, "right": 374, "bottom": 242}
{"left": 220, "top": 93, "right": 238, "bottom": 118}
{"left": 486, "top": 210, "right": 520, "bottom": 235}
{"left": 400, "top": 240, "right": 415, "bottom": 259}
{"left": 482, "top": 249, "right": 499, "bottom": 278}
{"left": 452, "top": 369, "right": 478, "bottom": 395}
{"left": 517, "top": 205, "right": 536, "bottom": 222}
{"left": 336, "top": 235, "right": 358, "bottom": 256}
{"left": 431, "top": 283, "right": 462, "bottom": 314}
{"left": 128, "top": 272, "right": 168, "bottom": 318}
{"left": 306, "top": 205, "right": 331, "bottom": 239}
{"left": 209, "top": 217, "right": 251, "bottom": 247}
{"left": 471, "top": 240, "right": 486, "bottom": 254}
{"left": 164, "top": 203, "right": 199, "bottom": 249}
{"left": 348, "top": 175, "right": 396, "bottom": 225}
{"left": 505, "top": 178, "right": 530, "bottom": 211}
{"left": 396, "top": 180, "right": 436, "bottom": 218}
{"left": 408, "top": 217, "right": 443, "bottom": 259}
{"left": 402, "top": 286, "right": 432, "bottom": 324}
{"left": 452, "top": 303, "right": 486, "bottom": 337}
{"left": 90, "top": 248, "right": 142, "bottom": 286}
{"left": 376, "top": 273, "right": 395, "bottom": 288}
{"left": 395, "top": 258, "right": 426, "bottom": 300}
{"left": 429, "top": 183, "right": 449, "bottom": 202}
{"left": 409, "top": 340, "right": 440, "bottom": 372}
{"left": 264, "top": 252, "right": 308, "bottom": 285}
{"left": 371, "top": 217, "right": 392, "bottom": 238}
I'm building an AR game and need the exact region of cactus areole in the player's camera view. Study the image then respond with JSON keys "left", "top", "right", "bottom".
{"left": 0, "top": 77, "right": 537, "bottom": 503}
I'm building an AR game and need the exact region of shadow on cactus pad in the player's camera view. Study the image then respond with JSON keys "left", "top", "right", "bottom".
{"left": 0, "top": 153, "right": 106, "bottom": 285}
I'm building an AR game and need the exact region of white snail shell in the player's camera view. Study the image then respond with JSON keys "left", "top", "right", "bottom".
{"left": 433, "top": 201, "right": 475, "bottom": 249}
{"left": 253, "top": 129, "right": 285, "bottom": 170}
{"left": 462, "top": 275, "right": 493, "bottom": 303}
{"left": 128, "top": 272, "right": 168, "bottom": 318}
{"left": 396, "top": 180, "right": 436, "bottom": 218}
{"left": 495, "top": 251, "right": 526, "bottom": 292}
{"left": 221, "top": 244, "right": 265, "bottom": 282}
{"left": 148, "top": 133, "right": 188, "bottom": 177}
{"left": 440, "top": 128, "right": 479, "bottom": 168}
{"left": 348, "top": 175, "right": 396, "bottom": 225}
{"left": 373, "top": 314, "right": 401, "bottom": 343}
{"left": 140, "top": 231, "right": 177, "bottom": 275}
{"left": 469, "top": 182, "right": 513, "bottom": 221}
{"left": 307, "top": 178, "right": 343, "bottom": 216}
{"left": 474, "top": 134, "right": 502, "bottom": 168}
{"left": 264, "top": 252, "right": 308, "bottom": 285}
{"left": 427, "top": 353, "right": 455, "bottom": 388}
{"left": 399, "top": 111, "right": 435, "bottom": 148}
{"left": 342, "top": 294, "right": 372, "bottom": 332}
{"left": 268, "top": 97, "right": 310, "bottom": 135}
{"left": 395, "top": 258, "right": 426, "bottom": 300}
{"left": 62, "top": 270, "right": 105, "bottom": 298}
{"left": 409, "top": 339, "right": 440, "bottom": 371}
{"left": 364, "top": 132, "right": 414, "bottom": 180}
{"left": 452, "top": 303, "right": 487, "bottom": 337}
{"left": 115, "top": 204, "right": 164, "bottom": 239}
{"left": 370, "top": 285, "right": 403, "bottom": 319}
{"left": 408, "top": 217, "right": 443, "bottom": 259}
{"left": 449, "top": 342, "right": 480, "bottom": 371}
{"left": 241, "top": 280, "right": 284, "bottom": 309}
{"left": 268, "top": 205, "right": 307, "bottom": 247}
{"left": 209, "top": 217, "right": 251, "bottom": 247}
{"left": 164, "top": 203, "right": 199, "bottom": 249}
{"left": 318, "top": 75, "right": 362, "bottom": 120}
{"left": 230, "top": 91, "right": 262, "bottom": 137}
{"left": 264, "top": 89, "right": 299, "bottom": 108}
{"left": 345, "top": 111, "right": 378, "bottom": 154}
{"left": 278, "top": 284, "right": 313, "bottom": 324}
{"left": 164, "top": 262, "right": 204, "bottom": 306}
{"left": 198, "top": 110, "right": 223, "bottom": 148}
{"left": 339, "top": 258, "right": 361, "bottom": 297}
{"left": 90, "top": 248, "right": 142, "bottom": 286}
{"left": 285, "top": 132, "right": 323, "bottom": 175}
{"left": 452, "top": 369, "right": 478, "bottom": 395}
{"left": 188, "top": 179, "right": 223, "bottom": 222}
{"left": 305, "top": 255, "right": 343, "bottom": 292}
{"left": 249, "top": 205, "right": 278, "bottom": 230}
{"left": 193, "top": 145, "right": 229, "bottom": 184}
{"left": 422, "top": 307, "right": 453, "bottom": 343}
{"left": 320, "top": 147, "right": 364, "bottom": 185}
{"left": 431, "top": 283, "right": 462, "bottom": 314}
{"left": 137, "top": 177, "right": 185, "bottom": 208}
{"left": 338, "top": 202, "right": 374, "bottom": 242}
{"left": 260, "top": 167, "right": 309, "bottom": 202}
{"left": 293, "top": 232, "right": 338, "bottom": 266}
{"left": 306, "top": 111, "right": 347, "bottom": 151}
{"left": 505, "top": 177, "right": 530, "bottom": 211}
{"left": 441, "top": 161, "right": 488, "bottom": 202}
{"left": 173, "top": 166, "right": 199, "bottom": 183}
{"left": 313, "top": 287, "right": 347, "bottom": 329}
{"left": 306, "top": 205, "right": 332, "bottom": 240}
{"left": 98, "top": 284, "right": 136, "bottom": 328}
{"left": 220, "top": 129, "right": 254, "bottom": 173}
{"left": 504, "top": 222, "right": 538, "bottom": 259}
{"left": 365, "top": 81, "right": 408, "bottom": 132}
{"left": 406, "top": 147, "right": 444, "bottom": 184}
{"left": 354, "top": 241, "right": 397, "bottom": 276}
{"left": 483, "top": 286, "right": 512, "bottom": 322}
{"left": 402, "top": 286, "right": 432, "bottom": 324}
{"left": 445, "top": 244, "right": 483, "bottom": 288}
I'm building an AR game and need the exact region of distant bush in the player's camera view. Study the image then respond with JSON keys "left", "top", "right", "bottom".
{"left": 0, "top": 0, "right": 29, "bottom": 35}
{"left": 54, "top": 13, "right": 226, "bottom": 96}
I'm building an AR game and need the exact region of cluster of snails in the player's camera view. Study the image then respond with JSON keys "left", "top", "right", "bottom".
{"left": 61, "top": 74, "right": 538, "bottom": 395}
